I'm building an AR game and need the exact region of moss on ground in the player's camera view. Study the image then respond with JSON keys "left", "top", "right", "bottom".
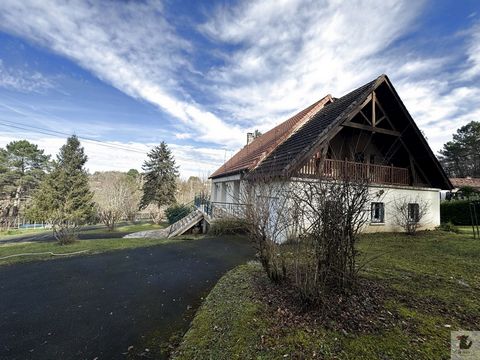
{"left": 173, "top": 231, "right": 480, "bottom": 359}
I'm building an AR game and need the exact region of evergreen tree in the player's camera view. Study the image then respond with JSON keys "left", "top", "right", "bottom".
{"left": 29, "top": 136, "right": 94, "bottom": 244}
{"left": 140, "top": 142, "right": 179, "bottom": 209}
{"left": 439, "top": 121, "right": 480, "bottom": 177}
{"left": 0, "top": 140, "right": 50, "bottom": 227}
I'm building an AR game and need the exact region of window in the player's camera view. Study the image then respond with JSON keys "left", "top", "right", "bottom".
{"left": 371, "top": 202, "right": 384, "bottom": 223}
{"left": 408, "top": 203, "right": 419, "bottom": 223}
{"left": 369, "top": 154, "right": 376, "bottom": 164}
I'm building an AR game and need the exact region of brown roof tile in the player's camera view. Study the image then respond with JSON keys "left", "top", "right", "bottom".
{"left": 210, "top": 95, "right": 332, "bottom": 178}
{"left": 450, "top": 178, "right": 480, "bottom": 189}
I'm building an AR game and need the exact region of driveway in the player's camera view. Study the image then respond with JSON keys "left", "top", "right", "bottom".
{"left": 0, "top": 236, "right": 254, "bottom": 359}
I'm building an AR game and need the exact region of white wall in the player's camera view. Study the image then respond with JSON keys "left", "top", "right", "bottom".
{"left": 211, "top": 176, "right": 441, "bottom": 233}
{"left": 363, "top": 185, "right": 440, "bottom": 232}
{"left": 211, "top": 174, "right": 242, "bottom": 204}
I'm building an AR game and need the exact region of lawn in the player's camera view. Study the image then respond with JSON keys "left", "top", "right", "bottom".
{"left": 173, "top": 230, "right": 480, "bottom": 359}
{"left": 0, "top": 222, "right": 182, "bottom": 267}
{"left": 0, "top": 227, "right": 52, "bottom": 239}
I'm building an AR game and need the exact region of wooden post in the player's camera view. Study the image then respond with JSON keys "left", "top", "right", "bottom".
{"left": 372, "top": 91, "right": 376, "bottom": 127}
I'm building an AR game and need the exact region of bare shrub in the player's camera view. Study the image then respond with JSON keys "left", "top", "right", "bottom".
{"left": 243, "top": 179, "right": 292, "bottom": 283}
{"left": 392, "top": 196, "right": 429, "bottom": 235}
{"left": 288, "top": 177, "right": 374, "bottom": 303}
{"left": 244, "top": 175, "right": 378, "bottom": 305}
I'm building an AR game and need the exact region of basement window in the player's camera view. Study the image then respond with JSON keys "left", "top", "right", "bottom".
{"left": 371, "top": 202, "right": 385, "bottom": 223}
{"left": 408, "top": 203, "right": 420, "bottom": 223}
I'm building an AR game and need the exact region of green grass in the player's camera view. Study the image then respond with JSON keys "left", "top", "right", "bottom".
{"left": 173, "top": 231, "right": 480, "bottom": 360}
{"left": 0, "top": 236, "right": 188, "bottom": 267}
{"left": 0, "top": 221, "right": 166, "bottom": 240}
{"left": 0, "top": 221, "right": 184, "bottom": 267}
{"left": 0, "top": 227, "right": 51, "bottom": 239}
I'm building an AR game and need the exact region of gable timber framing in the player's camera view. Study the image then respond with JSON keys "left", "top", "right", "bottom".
{"left": 230, "top": 75, "right": 452, "bottom": 189}
{"left": 283, "top": 79, "right": 381, "bottom": 177}
{"left": 284, "top": 77, "right": 451, "bottom": 189}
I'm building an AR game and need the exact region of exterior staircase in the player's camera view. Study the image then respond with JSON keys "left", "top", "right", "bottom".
{"left": 166, "top": 209, "right": 204, "bottom": 238}
{"left": 123, "top": 209, "right": 206, "bottom": 239}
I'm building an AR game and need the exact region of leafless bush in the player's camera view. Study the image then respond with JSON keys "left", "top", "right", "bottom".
{"left": 244, "top": 175, "right": 378, "bottom": 305}
{"left": 392, "top": 196, "right": 429, "bottom": 235}
{"left": 243, "top": 179, "right": 292, "bottom": 283}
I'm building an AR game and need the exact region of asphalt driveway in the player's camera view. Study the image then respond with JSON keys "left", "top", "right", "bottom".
{"left": 0, "top": 236, "right": 254, "bottom": 359}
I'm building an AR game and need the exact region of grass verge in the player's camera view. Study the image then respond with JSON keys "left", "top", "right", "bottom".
{"left": 173, "top": 231, "right": 480, "bottom": 359}
{"left": 0, "top": 236, "right": 196, "bottom": 267}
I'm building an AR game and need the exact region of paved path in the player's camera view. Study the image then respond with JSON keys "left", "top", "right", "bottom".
{"left": 0, "top": 236, "right": 254, "bottom": 359}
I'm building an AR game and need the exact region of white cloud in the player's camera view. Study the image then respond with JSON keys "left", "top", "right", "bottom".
{"left": 464, "top": 24, "right": 480, "bottom": 79}
{"left": 200, "top": 2, "right": 480, "bottom": 158}
{"left": 200, "top": 0, "right": 426, "bottom": 129}
{"left": 0, "top": 60, "right": 53, "bottom": 92}
{"left": 0, "top": 132, "right": 224, "bottom": 179}
{"left": 0, "top": 0, "right": 243, "bottom": 147}
{"left": 2, "top": 0, "right": 480, "bottom": 175}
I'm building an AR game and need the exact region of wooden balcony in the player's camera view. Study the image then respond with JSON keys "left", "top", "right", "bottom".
{"left": 298, "top": 158, "right": 410, "bottom": 186}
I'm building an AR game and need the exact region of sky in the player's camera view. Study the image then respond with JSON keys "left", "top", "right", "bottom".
{"left": 0, "top": 0, "right": 479, "bottom": 178}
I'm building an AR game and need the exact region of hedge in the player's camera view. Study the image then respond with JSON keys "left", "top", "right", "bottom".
{"left": 165, "top": 203, "right": 194, "bottom": 225}
{"left": 440, "top": 200, "right": 473, "bottom": 225}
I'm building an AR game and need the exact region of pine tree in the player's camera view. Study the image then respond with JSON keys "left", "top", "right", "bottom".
{"left": 140, "top": 142, "right": 179, "bottom": 209}
{"left": 0, "top": 140, "right": 50, "bottom": 228}
{"left": 439, "top": 121, "right": 480, "bottom": 177}
{"left": 29, "top": 136, "right": 94, "bottom": 244}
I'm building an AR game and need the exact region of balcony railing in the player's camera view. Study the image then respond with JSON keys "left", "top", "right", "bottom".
{"left": 194, "top": 195, "right": 246, "bottom": 219}
{"left": 298, "top": 158, "right": 410, "bottom": 186}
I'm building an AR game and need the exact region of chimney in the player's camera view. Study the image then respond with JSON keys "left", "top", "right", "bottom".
{"left": 247, "top": 132, "right": 255, "bottom": 145}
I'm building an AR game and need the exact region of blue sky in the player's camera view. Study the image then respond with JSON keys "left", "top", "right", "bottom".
{"left": 0, "top": 0, "right": 479, "bottom": 177}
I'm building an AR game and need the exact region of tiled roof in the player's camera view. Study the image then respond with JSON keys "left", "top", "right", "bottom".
{"left": 252, "top": 78, "right": 377, "bottom": 178}
{"left": 210, "top": 74, "right": 452, "bottom": 190}
{"left": 210, "top": 94, "right": 333, "bottom": 178}
{"left": 450, "top": 178, "right": 480, "bottom": 189}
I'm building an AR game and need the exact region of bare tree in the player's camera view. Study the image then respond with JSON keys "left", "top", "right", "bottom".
{"left": 90, "top": 172, "right": 141, "bottom": 230}
{"left": 143, "top": 203, "right": 165, "bottom": 225}
{"left": 392, "top": 196, "right": 429, "bottom": 235}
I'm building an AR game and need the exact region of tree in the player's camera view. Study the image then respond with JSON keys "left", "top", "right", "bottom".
{"left": 28, "top": 136, "right": 94, "bottom": 244}
{"left": 439, "top": 121, "right": 480, "bottom": 177}
{"left": 176, "top": 175, "right": 210, "bottom": 204}
{"left": 90, "top": 171, "right": 142, "bottom": 230}
{"left": 126, "top": 168, "right": 140, "bottom": 179}
{"left": 140, "top": 142, "right": 178, "bottom": 210}
{"left": 0, "top": 140, "right": 50, "bottom": 228}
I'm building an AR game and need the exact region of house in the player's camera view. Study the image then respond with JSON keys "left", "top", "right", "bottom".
{"left": 208, "top": 74, "right": 452, "bottom": 232}
{"left": 442, "top": 177, "right": 480, "bottom": 200}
